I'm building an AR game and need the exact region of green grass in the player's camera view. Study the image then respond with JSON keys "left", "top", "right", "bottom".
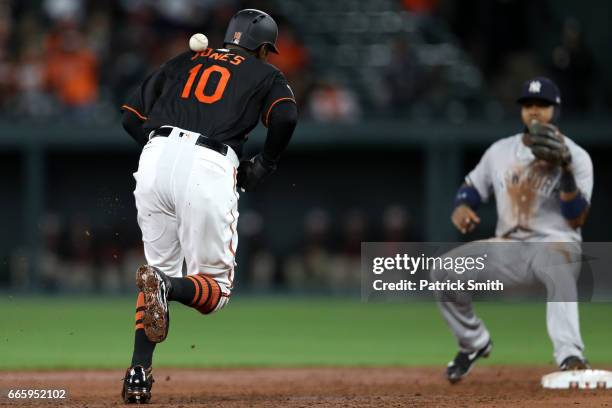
{"left": 0, "top": 296, "right": 610, "bottom": 369}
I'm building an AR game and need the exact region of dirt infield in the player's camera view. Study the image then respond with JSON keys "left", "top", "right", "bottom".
{"left": 1, "top": 367, "right": 611, "bottom": 407}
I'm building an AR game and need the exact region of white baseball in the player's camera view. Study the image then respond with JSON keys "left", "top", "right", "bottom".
{"left": 189, "top": 33, "right": 208, "bottom": 52}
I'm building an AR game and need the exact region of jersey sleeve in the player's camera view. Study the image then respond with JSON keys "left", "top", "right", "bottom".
{"left": 465, "top": 145, "right": 495, "bottom": 202}
{"left": 121, "top": 67, "right": 167, "bottom": 121}
{"left": 261, "top": 73, "right": 297, "bottom": 127}
{"left": 570, "top": 146, "right": 594, "bottom": 203}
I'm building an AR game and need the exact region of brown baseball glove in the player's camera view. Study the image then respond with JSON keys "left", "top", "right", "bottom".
{"left": 524, "top": 122, "right": 571, "bottom": 166}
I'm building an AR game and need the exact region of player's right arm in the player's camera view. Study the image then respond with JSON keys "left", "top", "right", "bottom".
{"left": 121, "top": 67, "right": 167, "bottom": 146}
{"left": 451, "top": 145, "right": 494, "bottom": 234}
{"left": 452, "top": 185, "right": 482, "bottom": 234}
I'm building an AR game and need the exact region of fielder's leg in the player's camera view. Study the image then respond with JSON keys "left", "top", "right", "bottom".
{"left": 547, "top": 302, "right": 588, "bottom": 368}
{"left": 432, "top": 239, "right": 528, "bottom": 382}
{"left": 531, "top": 242, "right": 586, "bottom": 367}
{"left": 433, "top": 241, "right": 504, "bottom": 353}
{"left": 433, "top": 267, "right": 493, "bottom": 384}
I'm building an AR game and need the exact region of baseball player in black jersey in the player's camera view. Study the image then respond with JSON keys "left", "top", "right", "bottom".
{"left": 119, "top": 9, "right": 297, "bottom": 404}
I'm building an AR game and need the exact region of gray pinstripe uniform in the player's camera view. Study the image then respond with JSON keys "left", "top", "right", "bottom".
{"left": 435, "top": 133, "right": 593, "bottom": 365}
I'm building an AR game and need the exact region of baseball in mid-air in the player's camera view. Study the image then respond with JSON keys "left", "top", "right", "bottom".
{"left": 189, "top": 33, "right": 208, "bottom": 52}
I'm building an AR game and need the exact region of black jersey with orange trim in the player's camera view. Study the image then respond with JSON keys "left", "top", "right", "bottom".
{"left": 121, "top": 47, "right": 295, "bottom": 157}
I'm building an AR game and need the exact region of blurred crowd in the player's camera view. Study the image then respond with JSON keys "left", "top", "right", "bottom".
{"left": 0, "top": 0, "right": 608, "bottom": 125}
{"left": 9, "top": 204, "right": 418, "bottom": 293}
{"left": 0, "top": 0, "right": 312, "bottom": 122}
{"left": 2, "top": 0, "right": 610, "bottom": 292}
{"left": 240, "top": 205, "right": 420, "bottom": 293}
{"left": 442, "top": 0, "right": 603, "bottom": 116}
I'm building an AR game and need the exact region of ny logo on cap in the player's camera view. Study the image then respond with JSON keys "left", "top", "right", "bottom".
{"left": 528, "top": 80, "right": 542, "bottom": 94}
{"left": 233, "top": 32, "right": 242, "bottom": 44}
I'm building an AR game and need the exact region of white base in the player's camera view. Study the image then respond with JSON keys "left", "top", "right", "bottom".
{"left": 541, "top": 369, "right": 612, "bottom": 389}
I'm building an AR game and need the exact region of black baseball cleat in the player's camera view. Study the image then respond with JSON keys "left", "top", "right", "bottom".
{"left": 446, "top": 340, "right": 493, "bottom": 384}
{"left": 560, "top": 356, "right": 591, "bottom": 371}
{"left": 136, "top": 265, "right": 172, "bottom": 343}
{"left": 122, "top": 366, "right": 154, "bottom": 404}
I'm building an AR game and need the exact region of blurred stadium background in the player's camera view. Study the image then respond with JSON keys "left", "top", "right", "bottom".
{"left": 1, "top": 0, "right": 612, "bottom": 371}
{"left": 2, "top": 0, "right": 611, "bottom": 294}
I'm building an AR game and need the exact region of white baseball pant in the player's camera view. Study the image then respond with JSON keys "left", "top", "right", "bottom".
{"left": 133, "top": 125, "right": 239, "bottom": 312}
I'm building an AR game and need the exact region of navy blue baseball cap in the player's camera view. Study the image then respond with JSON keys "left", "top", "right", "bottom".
{"left": 516, "top": 77, "right": 561, "bottom": 106}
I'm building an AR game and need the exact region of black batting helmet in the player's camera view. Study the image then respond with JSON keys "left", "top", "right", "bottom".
{"left": 224, "top": 9, "right": 279, "bottom": 54}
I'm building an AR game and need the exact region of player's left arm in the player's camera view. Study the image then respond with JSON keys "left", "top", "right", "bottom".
{"left": 121, "top": 67, "right": 167, "bottom": 146}
{"left": 237, "top": 74, "right": 297, "bottom": 192}
{"left": 559, "top": 146, "right": 593, "bottom": 229}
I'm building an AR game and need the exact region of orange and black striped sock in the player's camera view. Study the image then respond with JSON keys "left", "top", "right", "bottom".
{"left": 167, "top": 277, "right": 197, "bottom": 304}
{"left": 131, "top": 292, "right": 156, "bottom": 368}
{"left": 169, "top": 274, "right": 222, "bottom": 314}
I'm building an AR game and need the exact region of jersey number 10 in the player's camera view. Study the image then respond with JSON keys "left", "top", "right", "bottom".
{"left": 181, "top": 64, "right": 230, "bottom": 104}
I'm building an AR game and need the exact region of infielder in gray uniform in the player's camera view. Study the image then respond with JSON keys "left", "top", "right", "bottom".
{"left": 434, "top": 77, "right": 593, "bottom": 383}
